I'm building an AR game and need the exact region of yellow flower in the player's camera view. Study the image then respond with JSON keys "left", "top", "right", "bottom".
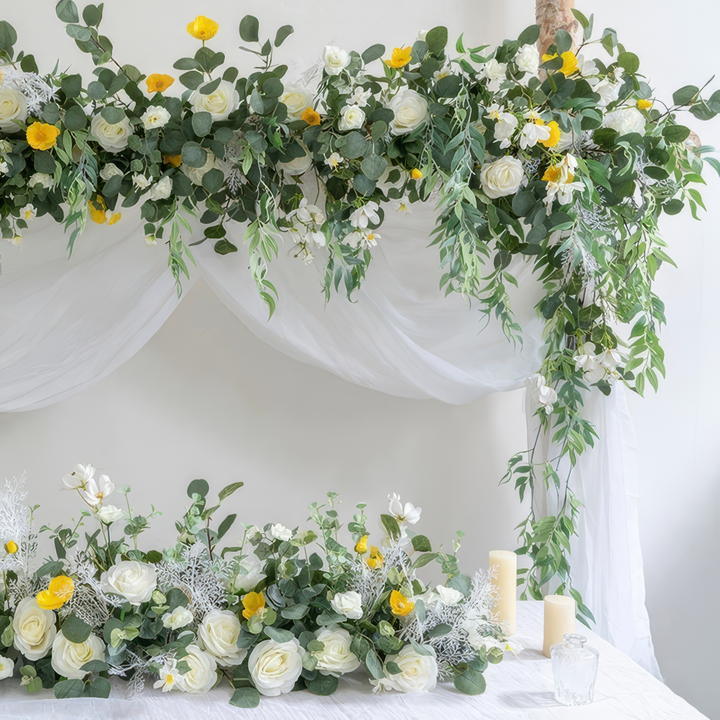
{"left": 366, "top": 545, "right": 383, "bottom": 569}
{"left": 26, "top": 122, "right": 60, "bottom": 151}
{"left": 354, "top": 535, "right": 368, "bottom": 554}
{"left": 411, "top": 168, "right": 423, "bottom": 180}
{"left": 88, "top": 195, "right": 107, "bottom": 225}
{"left": 146, "top": 74, "right": 175, "bottom": 94}
{"left": 542, "top": 50, "right": 578, "bottom": 76}
{"left": 242, "top": 591, "right": 266, "bottom": 620}
{"left": 542, "top": 165, "right": 562, "bottom": 184}
{"left": 37, "top": 575, "right": 75, "bottom": 610}
{"left": 187, "top": 15, "right": 218, "bottom": 41}
{"left": 301, "top": 107, "right": 321, "bottom": 126}
{"left": 385, "top": 47, "right": 412, "bottom": 69}
{"left": 637, "top": 99, "right": 653, "bottom": 110}
{"left": 539, "top": 120, "right": 561, "bottom": 148}
{"left": 108, "top": 212, "right": 121, "bottom": 226}
{"left": 163, "top": 154, "right": 182, "bottom": 167}
{"left": 4, "top": 540, "right": 18, "bottom": 554}
{"left": 389, "top": 590, "right": 415, "bottom": 617}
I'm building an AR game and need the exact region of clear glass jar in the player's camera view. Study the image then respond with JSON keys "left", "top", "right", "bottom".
{"left": 550, "top": 633, "right": 599, "bottom": 706}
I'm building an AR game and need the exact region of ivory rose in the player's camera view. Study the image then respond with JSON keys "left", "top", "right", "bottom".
{"left": 0, "top": 87, "right": 28, "bottom": 133}
{"left": 162, "top": 605, "right": 193, "bottom": 630}
{"left": 277, "top": 144, "right": 313, "bottom": 176}
{"left": 382, "top": 645, "right": 437, "bottom": 693}
{"left": 176, "top": 644, "right": 217, "bottom": 694}
{"left": 232, "top": 553, "right": 266, "bottom": 594}
{"left": 338, "top": 105, "right": 366, "bottom": 132}
{"left": 330, "top": 590, "right": 363, "bottom": 619}
{"left": 280, "top": 85, "right": 312, "bottom": 121}
{"left": 322, "top": 46, "right": 350, "bottom": 75}
{"left": 51, "top": 631, "right": 105, "bottom": 680}
{"left": 12, "top": 598, "right": 56, "bottom": 661}
{"left": 313, "top": 626, "right": 360, "bottom": 676}
{"left": 101, "top": 560, "right": 157, "bottom": 605}
{"left": 198, "top": 610, "right": 247, "bottom": 667}
{"left": 248, "top": 637, "right": 303, "bottom": 697}
{"left": 190, "top": 80, "right": 239, "bottom": 122}
{"left": 387, "top": 89, "right": 428, "bottom": 136}
{"left": 480, "top": 156, "right": 524, "bottom": 199}
{"left": 90, "top": 114, "right": 133, "bottom": 153}
{"left": 603, "top": 107, "right": 646, "bottom": 136}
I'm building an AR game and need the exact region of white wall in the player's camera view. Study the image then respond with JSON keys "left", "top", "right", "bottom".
{"left": 1, "top": 0, "right": 718, "bottom": 717}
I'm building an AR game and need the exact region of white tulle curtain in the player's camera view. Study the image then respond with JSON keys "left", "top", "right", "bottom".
{"left": 0, "top": 204, "right": 659, "bottom": 676}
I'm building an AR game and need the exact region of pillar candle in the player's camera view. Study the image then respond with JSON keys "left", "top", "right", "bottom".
{"left": 543, "top": 595, "right": 576, "bottom": 657}
{"left": 489, "top": 550, "right": 517, "bottom": 636}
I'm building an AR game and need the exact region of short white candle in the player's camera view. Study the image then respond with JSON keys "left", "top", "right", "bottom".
{"left": 489, "top": 550, "right": 517, "bottom": 636}
{"left": 543, "top": 595, "right": 576, "bottom": 657}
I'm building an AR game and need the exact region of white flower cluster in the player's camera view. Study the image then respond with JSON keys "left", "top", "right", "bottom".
{"left": 574, "top": 342, "right": 622, "bottom": 384}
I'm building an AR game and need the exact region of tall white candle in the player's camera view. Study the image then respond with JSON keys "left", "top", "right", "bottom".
{"left": 543, "top": 595, "right": 576, "bottom": 657}
{"left": 489, "top": 550, "right": 517, "bottom": 636}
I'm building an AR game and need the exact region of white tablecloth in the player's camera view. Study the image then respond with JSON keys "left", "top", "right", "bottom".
{"left": 0, "top": 602, "right": 705, "bottom": 719}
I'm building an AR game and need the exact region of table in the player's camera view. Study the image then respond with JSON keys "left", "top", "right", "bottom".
{"left": 0, "top": 602, "right": 706, "bottom": 719}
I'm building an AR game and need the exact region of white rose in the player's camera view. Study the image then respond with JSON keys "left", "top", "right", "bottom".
{"left": 198, "top": 610, "right": 247, "bottom": 667}
{"left": 603, "top": 107, "right": 646, "bottom": 136}
{"left": 51, "top": 631, "right": 105, "bottom": 680}
{"left": 0, "top": 87, "right": 28, "bottom": 133}
{"left": 277, "top": 144, "right": 313, "bottom": 176}
{"left": 182, "top": 153, "right": 218, "bottom": 185}
{"left": 515, "top": 44, "right": 539, "bottom": 78}
{"left": 269, "top": 524, "right": 292, "bottom": 542}
{"left": 248, "top": 638, "right": 303, "bottom": 697}
{"left": 594, "top": 79, "right": 620, "bottom": 107}
{"left": 338, "top": 105, "right": 366, "bottom": 132}
{"left": 481, "top": 58, "right": 507, "bottom": 92}
{"left": 141, "top": 105, "right": 171, "bottom": 130}
{"left": 162, "top": 605, "right": 194, "bottom": 630}
{"left": 480, "top": 156, "right": 525, "bottom": 199}
{"left": 232, "top": 554, "right": 266, "bottom": 594}
{"left": 383, "top": 645, "right": 437, "bottom": 693}
{"left": 28, "top": 172, "right": 54, "bottom": 190}
{"left": 313, "top": 626, "right": 360, "bottom": 676}
{"left": 90, "top": 113, "right": 133, "bottom": 153}
{"left": 436, "top": 585, "right": 464, "bottom": 606}
{"left": 12, "top": 598, "right": 57, "bottom": 661}
{"left": 133, "top": 173, "right": 151, "bottom": 189}
{"left": 0, "top": 655, "right": 13, "bottom": 680}
{"left": 176, "top": 644, "right": 217, "bottom": 694}
{"left": 387, "top": 89, "right": 428, "bottom": 136}
{"left": 100, "top": 163, "right": 123, "bottom": 181}
{"left": 330, "top": 590, "right": 363, "bottom": 619}
{"left": 322, "top": 46, "right": 350, "bottom": 76}
{"left": 190, "top": 80, "right": 239, "bottom": 122}
{"left": 94, "top": 504, "right": 124, "bottom": 525}
{"left": 147, "top": 175, "right": 173, "bottom": 201}
{"left": 280, "top": 86, "right": 312, "bottom": 121}
{"left": 101, "top": 560, "right": 157, "bottom": 605}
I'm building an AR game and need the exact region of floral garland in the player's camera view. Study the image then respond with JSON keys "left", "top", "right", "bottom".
{"left": 1, "top": 4, "right": 718, "bottom": 622}
{"left": 0, "top": 469, "right": 506, "bottom": 705}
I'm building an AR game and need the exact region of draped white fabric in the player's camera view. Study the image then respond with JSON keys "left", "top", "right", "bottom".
{"left": 0, "top": 205, "right": 658, "bottom": 675}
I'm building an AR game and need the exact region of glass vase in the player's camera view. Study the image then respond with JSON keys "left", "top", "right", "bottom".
{"left": 550, "top": 633, "right": 599, "bottom": 706}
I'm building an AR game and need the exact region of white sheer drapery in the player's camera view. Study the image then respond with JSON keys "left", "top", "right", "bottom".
{"left": 0, "top": 204, "right": 658, "bottom": 675}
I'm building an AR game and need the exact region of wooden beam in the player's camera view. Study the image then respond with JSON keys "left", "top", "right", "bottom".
{"left": 536, "top": 0, "right": 582, "bottom": 55}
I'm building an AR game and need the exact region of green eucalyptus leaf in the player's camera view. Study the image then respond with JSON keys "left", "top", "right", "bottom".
{"left": 239, "top": 15, "right": 259, "bottom": 43}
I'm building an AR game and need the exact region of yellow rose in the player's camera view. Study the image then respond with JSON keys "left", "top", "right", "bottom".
{"left": 542, "top": 50, "right": 578, "bottom": 76}
{"left": 88, "top": 195, "right": 107, "bottom": 224}
{"left": 539, "top": 120, "right": 561, "bottom": 148}
{"left": 26, "top": 122, "right": 60, "bottom": 151}
{"left": 242, "top": 591, "right": 266, "bottom": 620}
{"left": 354, "top": 535, "right": 368, "bottom": 554}
{"left": 385, "top": 47, "right": 412, "bottom": 69}
{"left": 187, "top": 15, "right": 218, "bottom": 41}
{"left": 37, "top": 575, "right": 75, "bottom": 611}
{"left": 366, "top": 545, "right": 383, "bottom": 570}
{"left": 390, "top": 590, "right": 415, "bottom": 617}
{"left": 411, "top": 168, "right": 423, "bottom": 180}
{"left": 146, "top": 74, "right": 175, "bottom": 94}
{"left": 163, "top": 154, "right": 182, "bottom": 167}
{"left": 637, "top": 99, "right": 653, "bottom": 110}
{"left": 301, "top": 107, "right": 321, "bottom": 126}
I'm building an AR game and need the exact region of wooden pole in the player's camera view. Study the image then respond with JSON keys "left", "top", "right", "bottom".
{"left": 536, "top": 0, "right": 582, "bottom": 55}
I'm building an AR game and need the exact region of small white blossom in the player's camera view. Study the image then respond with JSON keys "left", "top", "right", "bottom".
{"left": 349, "top": 201, "right": 380, "bottom": 229}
